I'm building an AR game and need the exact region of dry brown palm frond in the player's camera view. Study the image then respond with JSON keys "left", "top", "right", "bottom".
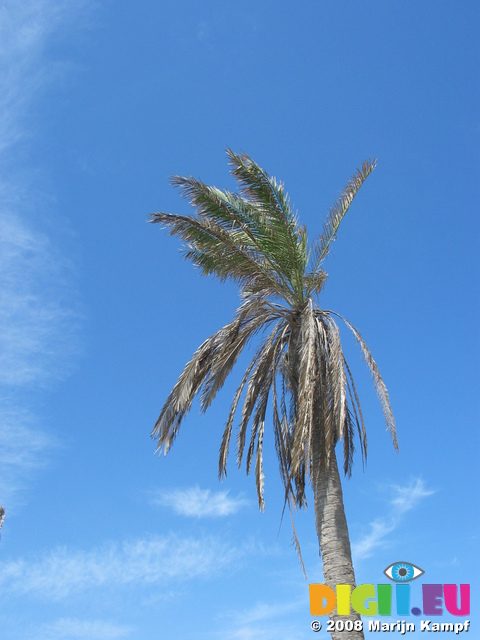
{"left": 155, "top": 300, "right": 287, "bottom": 462}
{"left": 324, "top": 315, "right": 346, "bottom": 443}
{"left": 219, "top": 356, "right": 258, "bottom": 479}
{"left": 343, "top": 408, "right": 356, "bottom": 477}
{"left": 254, "top": 417, "right": 266, "bottom": 510}
{"left": 303, "top": 269, "right": 328, "bottom": 298}
{"left": 291, "top": 304, "right": 317, "bottom": 477}
{"left": 329, "top": 311, "right": 398, "bottom": 450}
{"left": 309, "top": 158, "right": 377, "bottom": 272}
{"left": 200, "top": 301, "right": 279, "bottom": 412}
{"left": 199, "top": 330, "right": 249, "bottom": 413}
{"left": 246, "top": 373, "right": 271, "bottom": 478}
{"left": 313, "top": 315, "right": 335, "bottom": 473}
{"left": 236, "top": 324, "right": 284, "bottom": 467}
{"left": 152, "top": 335, "right": 217, "bottom": 454}
{"left": 289, "top": 501, "right": 307, "bottom": 580}
{"left": 271, "top": 367, "right": 290, "bottom": 488}
{"left": 344, "top": 357, "right": 367, "bottom": 463}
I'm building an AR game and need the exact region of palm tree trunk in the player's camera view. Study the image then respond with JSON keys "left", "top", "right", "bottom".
{"left": 312, "top": 445, "right": 364, "bottom": 640}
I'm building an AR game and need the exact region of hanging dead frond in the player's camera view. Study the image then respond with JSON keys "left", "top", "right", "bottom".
{"left": 328, "top": 311, "right": 398, "bottom": 450}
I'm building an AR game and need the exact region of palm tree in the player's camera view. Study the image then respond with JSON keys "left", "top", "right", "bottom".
{"left": 151, "top": 150, "right": 397, "bottom": 639}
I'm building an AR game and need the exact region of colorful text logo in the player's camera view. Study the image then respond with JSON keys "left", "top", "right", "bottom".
{"left": 309, "top": 562, "right": 470, "bottom": 617}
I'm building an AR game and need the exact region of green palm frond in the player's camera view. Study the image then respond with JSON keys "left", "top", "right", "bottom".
{"left": 227, "top": 150, "right": 308, "bottom": 301}
{"left": 150, "top": 211, "right": 293, "bottom": 301}
{"left": 170, "top": 175, "right": 298, "bottom": 296}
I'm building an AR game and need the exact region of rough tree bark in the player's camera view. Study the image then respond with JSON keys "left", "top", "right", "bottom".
{"left": 312, "top": 445, "right": 364, "bottom": 640}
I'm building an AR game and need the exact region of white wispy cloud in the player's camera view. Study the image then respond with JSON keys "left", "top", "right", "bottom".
{"left": 0, "top": 0, "right": 85, "bottom": 389}
{"left": 34, "top": 618, "right": 133, "bottom": 640}
{"left": 0, "top": 534, "right": 241, "bottom": 600}
{"left": 389, "top": 478, "right": 434, "bottom": 512}
{"left": 352, "top": 478, "right": 434, "bottom": 561}
{"left": 152, "top": 486, "right": 250, "bottom": 518}
{"left": 0, "top": 406, "right": 59, "bottom": 508}
{"left": 0, "top": 210, "right": 82, "bottom": 388}
{"left": 214, "top": 599, "right": 305, "bottom": 640}
{"left": 0, "top": 1, "right": 86, "bottom": 156}
{"left": 0, "top": 0, "right": 87, "bottom": 510}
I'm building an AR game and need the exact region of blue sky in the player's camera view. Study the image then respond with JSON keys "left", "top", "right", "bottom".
{"left": 0, "top": 1, "right": 478, "bottom": 638}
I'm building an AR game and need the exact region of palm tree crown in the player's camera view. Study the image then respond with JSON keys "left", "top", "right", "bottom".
{"left": 151, "top": 150, "right": 397, "bottom": 514}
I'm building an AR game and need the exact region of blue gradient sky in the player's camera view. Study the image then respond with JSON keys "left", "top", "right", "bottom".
{"left": 0, "top": 2, "right": 478, "bottom": 638}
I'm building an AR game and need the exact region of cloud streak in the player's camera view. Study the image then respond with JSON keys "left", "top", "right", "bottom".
{"left": 0, "top": 534, "right": 241, "bottom": 600}
{"left": 214, "top": 599, "right": 306, "bottom": 640}
{"left": 0, "top": 0, "right": 84, "bottom": 157}
{"left": 152, "top": 486, "right": 250, "bottom": 518}
{"left": 0, "top": 407, "right": 59, "bottom": 507}
{"left": 352, "top": 478, "right": 434, "bottom": 561}
{"left": 0, "top": 0, "right": 86, "bottom": 510}
{"left": 35, "top": 618, "right": 133, "bottom": 640}
{"left": 0, "top": 211, "right": 82, "bottom": 388}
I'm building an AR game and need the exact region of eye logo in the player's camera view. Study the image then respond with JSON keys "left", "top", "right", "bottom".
{"left": 384, "top": 561, "right": 424, "bottom": 582}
